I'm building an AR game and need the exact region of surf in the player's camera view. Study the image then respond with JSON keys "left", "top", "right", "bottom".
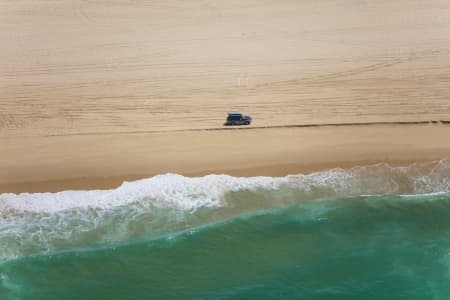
{"left": 2, "top": 192, "right": 450, "bottom": 299}
{"left": 0, "top": 160, "right": 448, "bottom": 265}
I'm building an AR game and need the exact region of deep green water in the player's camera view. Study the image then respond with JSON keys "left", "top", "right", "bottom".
{"left": 0, "top": 162, "right": 449, "bottom": 299}
{"left": 2, "top": 193, "right": 450, "bottom": 299}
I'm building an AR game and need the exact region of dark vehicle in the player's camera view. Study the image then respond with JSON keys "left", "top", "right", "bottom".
{"left": 224, "top": 112, "right": 252, "bottom": 126}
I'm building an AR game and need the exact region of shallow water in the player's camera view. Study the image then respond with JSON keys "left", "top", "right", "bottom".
{"left": 0, "top": 161, "right": 449, "bottom": 299}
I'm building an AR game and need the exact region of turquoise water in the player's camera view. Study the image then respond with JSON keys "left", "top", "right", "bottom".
{"left": 0, "top": 161, "right": 449, "bottom": 299}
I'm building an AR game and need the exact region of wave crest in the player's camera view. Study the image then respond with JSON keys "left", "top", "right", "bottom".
{"left": 0, "top": 160, "right": 448, "bottom": 263}
{"left": 1, "top": 160, "right": 449, "bottom": 214}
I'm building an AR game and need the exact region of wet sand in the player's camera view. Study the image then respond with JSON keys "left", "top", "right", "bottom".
{"left": 1, "top": 124, "right": 449, "bottom": 193}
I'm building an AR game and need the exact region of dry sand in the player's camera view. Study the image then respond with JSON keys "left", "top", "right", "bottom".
{"left": 1, "top": 0, "right": 449, "bottom": 193}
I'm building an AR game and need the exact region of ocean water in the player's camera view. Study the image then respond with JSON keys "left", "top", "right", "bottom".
{"left": 0, "top": 161, "right": 449, "bottom": 299}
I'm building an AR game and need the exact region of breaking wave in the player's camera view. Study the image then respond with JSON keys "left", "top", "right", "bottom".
{"left": 0, "top": 160, "right": 448, "bottom": 263}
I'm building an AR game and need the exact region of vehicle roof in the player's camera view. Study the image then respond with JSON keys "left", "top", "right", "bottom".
{"left": 228, "top": 112, "right": 243, "bottom": 115}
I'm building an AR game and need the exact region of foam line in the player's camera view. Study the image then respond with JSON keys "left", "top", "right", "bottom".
{"left": 1, "top": 160, "right": 448, "bottom": 214}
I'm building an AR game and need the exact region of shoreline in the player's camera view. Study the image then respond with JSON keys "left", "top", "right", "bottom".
{"left": 1, "top": 123, "right": 448, "bottom": 194}
{"left": 0, "top": 159, "right": 445, "bottom": 194}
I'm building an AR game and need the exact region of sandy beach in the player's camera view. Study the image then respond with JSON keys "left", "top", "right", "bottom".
{"left": 1, "top": 123, "right": 449, "bottom": 193}
{"left": 1, "top": 0, "right": 449, "bottom": 193}
{"left": 2, "top": 2, "right": 450, "bottom": 298}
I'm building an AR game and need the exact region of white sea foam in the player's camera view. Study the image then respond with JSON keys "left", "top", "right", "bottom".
{"left": 0, "top": 160, "right": 448, "bottom": 214}
{"left": 0, "top": 161, "right": 448, "bottom": 263}
{"left": 0, "top": 174, "right": 284, "bottom": 213}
